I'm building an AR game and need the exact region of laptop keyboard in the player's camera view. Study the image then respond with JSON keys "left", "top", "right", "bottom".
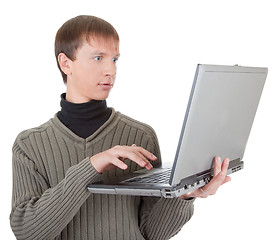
{"left": 124, "top": 168, "right": 172, "bottom": 184}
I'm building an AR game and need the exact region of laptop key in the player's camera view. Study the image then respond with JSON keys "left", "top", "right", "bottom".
{"left": 124, "top": 168, "right": 171, "bottom": 184}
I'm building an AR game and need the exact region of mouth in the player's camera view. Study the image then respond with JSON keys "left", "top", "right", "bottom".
{"left": 98, "top": 82, "right": 113, "bottom": 90}
{"left": 99, "top": 82, "right": 113, "bottom": 86}
{"left": 102, "top": 83, "right": 113, "bottom": 86}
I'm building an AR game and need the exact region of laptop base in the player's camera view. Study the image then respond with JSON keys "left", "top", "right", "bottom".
{"left": 88, "top": 159, "right": 243, "bottom": 198}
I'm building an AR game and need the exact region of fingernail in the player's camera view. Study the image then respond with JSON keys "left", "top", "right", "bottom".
{"left": 122, "top": 163, "right": 128, "bottom": 169}
{"left": 151, "top": 154, "right": 157, "bottom": 159}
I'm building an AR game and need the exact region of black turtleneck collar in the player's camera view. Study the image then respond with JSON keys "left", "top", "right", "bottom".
{"left": 57, "top": 93, "right": 112, "bottom": 139}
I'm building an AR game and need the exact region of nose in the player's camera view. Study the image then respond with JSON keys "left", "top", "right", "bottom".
{"left": 104, "top": 61, "right": 116, "bottom": 78}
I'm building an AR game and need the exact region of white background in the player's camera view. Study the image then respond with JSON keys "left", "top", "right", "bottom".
{"left": 1, "top": 0, "right": 271, "bottom": 239}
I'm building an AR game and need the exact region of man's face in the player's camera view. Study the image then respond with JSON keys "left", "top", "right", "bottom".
{"left": 66, "top": 36, "right": 120, "bottom": 103}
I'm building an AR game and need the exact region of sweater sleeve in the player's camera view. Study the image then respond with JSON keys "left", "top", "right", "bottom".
{"left": 138, "top": 126, "right": 195, "bottom": 240}
{"left": 10, "top": 142, "right": 100, "bottom": 240}
{"left": 139, "top": 196, "right": 195, "bottom": 240}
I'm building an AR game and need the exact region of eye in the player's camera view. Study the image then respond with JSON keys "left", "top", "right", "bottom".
{"left": 94, "top": 56, "right": 102, "bottom": 61}
{"left": 112, "top": 57, "right": 119, "bottom": 63}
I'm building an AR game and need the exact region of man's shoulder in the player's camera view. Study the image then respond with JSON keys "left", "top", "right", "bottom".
{"left": 117, "top": 111, "right": 157, "bottom": 138}
{"left": 13, "top": 118, "right": 53, "bottom": 151}
{"left": 116, "top": 111, "right": 162, "bottom": 164}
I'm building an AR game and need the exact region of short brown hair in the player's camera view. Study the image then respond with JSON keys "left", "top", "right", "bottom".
{"left": 55, "top": 15, "right": 119, "bottom": 84}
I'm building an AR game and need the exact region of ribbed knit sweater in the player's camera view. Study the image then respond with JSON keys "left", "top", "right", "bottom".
{"left": 10, "top": 109, "right": 194, "bottom": 240}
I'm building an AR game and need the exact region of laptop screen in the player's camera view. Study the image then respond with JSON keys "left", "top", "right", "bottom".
{"left": 169, "top": 64, "right": 267, "bottom": 186}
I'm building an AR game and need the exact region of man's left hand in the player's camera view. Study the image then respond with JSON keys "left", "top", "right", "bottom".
{"left": 179, "top": 157, "right": 231, "bottom": 199}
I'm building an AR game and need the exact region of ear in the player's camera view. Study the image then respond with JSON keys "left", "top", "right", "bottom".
{"left": 58, "top": 53, "right": 72, "bottom": 76}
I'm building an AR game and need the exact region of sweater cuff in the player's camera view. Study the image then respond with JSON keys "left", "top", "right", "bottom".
{"left": 161, "top": 196, "right": 195, "bottom": 213}
{"left": 177, "top": 196, "right": 196, "bottom": 206}
{"left": 66, "top": 157, "right": 101, "bottom": 188}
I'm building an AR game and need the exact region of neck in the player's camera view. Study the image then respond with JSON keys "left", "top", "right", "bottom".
{"left": 57, "top": 93, "right": 112, "bottom": 138}
{"left": 65, "top": 88, "right": 92, "bottom": 104}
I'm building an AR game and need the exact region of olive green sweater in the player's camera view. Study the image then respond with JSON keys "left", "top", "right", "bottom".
{"left": 10, "top": 109, "right": 194, "bottom": 240}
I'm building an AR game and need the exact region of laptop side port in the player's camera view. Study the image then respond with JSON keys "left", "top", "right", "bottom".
{"left": 232, "top": 165, "right": 242, "bottom": 173}
{"left": 162, "top": 188, "right": 175, "bottom": 198}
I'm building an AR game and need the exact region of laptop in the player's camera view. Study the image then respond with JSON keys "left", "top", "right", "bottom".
{"left": 88, "top": 64, "right": 268, "bottom": 198}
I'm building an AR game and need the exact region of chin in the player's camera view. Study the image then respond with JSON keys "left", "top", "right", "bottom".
{"left": 92, "top": 94, "right": 110, "bottom": 101}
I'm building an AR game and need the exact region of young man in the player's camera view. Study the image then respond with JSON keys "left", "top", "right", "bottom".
{"left": 10, "top": 15, "right": 231, "bottom": 240}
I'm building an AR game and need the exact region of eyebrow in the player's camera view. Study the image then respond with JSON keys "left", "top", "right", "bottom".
{"left": 91, "top": 51, "right": 120, "bottom": 57}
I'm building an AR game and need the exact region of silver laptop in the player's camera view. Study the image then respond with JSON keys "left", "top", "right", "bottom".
{"left": 88, "top": 64, "right": 268, "bottom": 198}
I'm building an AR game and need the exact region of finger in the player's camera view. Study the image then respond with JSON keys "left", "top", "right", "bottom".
{"left": 112, "top": 158, "right": 128, "bottom": 170}
{"left": 213, "top": 156, "right": 222, "bottom": 177}
{"left": 221, "top": 158, "right": 230, "bottom": 175}
{"left": 119, "top": 157, "right": 126, "bottom": 161}
{"left": 131, "top": 144, "right": 137, "bottom": 147}
{"left": 222, "top": 176, "right": 231, "bottom": 185}
{"left": 204, "top": 158, "right": 230, "bottom": 194}
{"left": 117, "top": 148, "right": 152, "bottom": 169}
{"left": 194, "top": 188, "right": 209, "bottom": 198}
{"left": 133, "top": 146, "right": 157, "bottom": 161}
{"left": 131, "top": 151, "right": 154, "bottom": 170}
{"left": 199, "top": 187, "right": 209, "bottom": 198}
{"left": 133, "top": 151, "right": 153, "bottom": 170}
{"left": 189, "top": 159, "right": 231, "bottom": 198}
{"left": 112, "top": 146, "right": 155, "bottom": 170}
{"left": 205, "top": 174, "right": 225, "bottom": 194}
{"left": 212, "top": 158, "right": 230, "bottom": 185}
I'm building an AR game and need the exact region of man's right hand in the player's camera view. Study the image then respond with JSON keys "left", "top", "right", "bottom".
{"left": 90, "top": 144, "right": 157, "bottom": 173}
